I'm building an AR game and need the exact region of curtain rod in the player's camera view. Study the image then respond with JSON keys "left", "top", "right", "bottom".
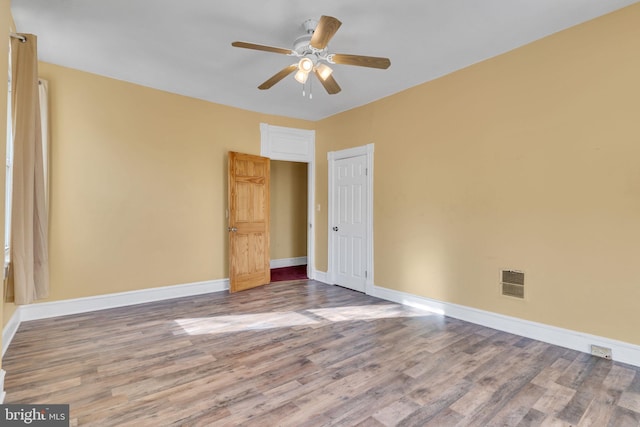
{"left": 10, "top": 33, "right": 27, "bottom": 42}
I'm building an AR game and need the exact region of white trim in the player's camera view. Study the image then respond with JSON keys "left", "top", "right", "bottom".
{"left": 306, "top": 159, "right": 316, "bottom": 281}
{"left": 365, "top": 145, "right": 374, "bottom": 292}
{"left": 313, "top": 270, "right": 332, "bottom": 285}
{"left": 270, "top": 257, "right": 308, "bottom": 269}
{"left": 2, "top": 307, "right": 21, "bottom": 357}
{"left": 21, "top": 279, "right": 229, "bottom": 322}
{"left": 260, "top": 124, "right": 315, "bottom": 162}
{"left": 327, "top": 143, "right": 374, "bottom": 294}
{"left": 2, "top": 279, "right": 229, "bottom": 357}
{"left": 373, "top": 285, "right": 640, "bottom": 368}
{"left": 260, "top": 123, "right": 316, "bottom": 281}
{"left": 0, "top": 369, "right": 5, "bottom": 403}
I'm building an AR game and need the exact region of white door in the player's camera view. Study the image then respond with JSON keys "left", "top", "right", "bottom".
{"left": 331, "top": 154, "right": 367, "bottom": 292}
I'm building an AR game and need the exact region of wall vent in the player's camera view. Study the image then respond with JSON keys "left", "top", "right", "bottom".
{"left": 501, "top": 270, "right": 524, "bottom": 299}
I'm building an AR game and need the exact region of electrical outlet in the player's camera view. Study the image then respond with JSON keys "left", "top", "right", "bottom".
{"left": 590, "top": 345, "right": 612, "bottom": 360}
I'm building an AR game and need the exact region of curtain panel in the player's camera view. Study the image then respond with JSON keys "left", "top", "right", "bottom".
{"left": 10, "top": 34, "right": 49, "bottom": 304}
{"left": 39, "top": 79, "right": 49, "bottom": 212}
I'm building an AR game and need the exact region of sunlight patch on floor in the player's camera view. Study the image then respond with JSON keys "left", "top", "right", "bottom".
{"left": 175, "top": 304, "right": 433, "bottom": 335}
{"left": 307, "top": 304, "right": 432, "bottom": 322}
{"left": 174, "top": 311, "right": 319, "bottom": 335}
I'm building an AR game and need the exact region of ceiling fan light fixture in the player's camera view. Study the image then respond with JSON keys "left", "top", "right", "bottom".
{"left": 315, "top": 63, "right": 333, "bottom": 81}
{"left": 294, "top": 69, "right": 309, "bottom": 84}
{"left": 298, "top": 57, "right": 314, "bottom": 73}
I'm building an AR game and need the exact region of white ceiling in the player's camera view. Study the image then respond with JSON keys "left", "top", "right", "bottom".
{"left": 12, "top": 0, "right": 640, "bottom": 121}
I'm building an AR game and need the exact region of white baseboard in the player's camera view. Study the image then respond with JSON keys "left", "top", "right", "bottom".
{"left": 270, "top": 257, "right": 307, "bottom": 269}
{"left": 2, "top": 278, "right": 229, "bottom": 357}
{"left": 2, "top": 308, "right": 22, "bottom": 358}
{"left": 373, "top": 285, "right": 640, "bottom": 368}
{"left": 0, "top": 369, "right": 5, "bottom": 403}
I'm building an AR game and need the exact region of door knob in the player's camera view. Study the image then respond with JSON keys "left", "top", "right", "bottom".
{"left": 228, "top": 226, "right": 238, "bottom": 232}
{"left": 332, "top": 226, "right": 339, "bottom": 231}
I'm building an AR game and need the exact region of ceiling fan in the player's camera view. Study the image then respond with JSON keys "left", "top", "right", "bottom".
{"left": 231, "top": 16, "right": 391, "bottom": 95}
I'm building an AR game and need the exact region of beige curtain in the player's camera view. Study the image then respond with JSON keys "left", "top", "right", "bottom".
{"left": 10, "top": 34, "right": 49, "bottom": 304}
{"left": 39, "top": 79, "right": 49, "bottom": 213}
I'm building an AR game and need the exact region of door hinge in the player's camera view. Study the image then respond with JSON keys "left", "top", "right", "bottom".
{"left": 365, "top": 270, "right": 368, "bottom": 278}
{"left": 365, "top": 168, "right": 368, "bottom": 176}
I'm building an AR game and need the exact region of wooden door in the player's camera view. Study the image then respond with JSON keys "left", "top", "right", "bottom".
{"left": 228, "top": 151, "right": 271, "bottom": 292}
{"left": 332, "top": 154, "right": 367, "bottom": 292}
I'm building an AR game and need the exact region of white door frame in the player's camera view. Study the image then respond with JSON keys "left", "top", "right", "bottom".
{"left": 327, "top": 143, "right": 374, "bottom": 294}
{"left": 260, "top": 123, "right": 316, "bottom": 280}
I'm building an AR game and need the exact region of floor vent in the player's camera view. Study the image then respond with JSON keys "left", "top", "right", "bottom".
{"left": 501, "top": 270, "right": 524, "bottom": 299}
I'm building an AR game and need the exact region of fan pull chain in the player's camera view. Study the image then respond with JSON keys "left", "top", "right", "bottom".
{"left": 302, "top": 78, "right": 312, "bottom": 99}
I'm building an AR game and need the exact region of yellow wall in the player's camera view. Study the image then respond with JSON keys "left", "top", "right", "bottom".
{"left": 37, "top": 62, "right": 312, "bottom": 301}
{"left": 270, "top": 160, "right": 307, "bottom": 260}
{"left": 315, "top": 4, "right": 640, "bottom": 345}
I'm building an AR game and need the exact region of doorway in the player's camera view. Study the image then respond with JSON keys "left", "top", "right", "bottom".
{"left": 270, "top": 160, "right": 308, "bottom": 282}
{"left": 260, "top": 123, "right": 316, "bottom": 280}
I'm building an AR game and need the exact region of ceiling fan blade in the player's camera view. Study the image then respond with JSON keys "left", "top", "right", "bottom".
{"left": 330, "top": 53, "right": 391, "bottom": 69}
{"left": 314, "top": 69, "right": 341, "bottom": 94}
{"left": 310, "top": 16, "right": 342, "bottom": 50}
{"left": 232, "top": 41, "right": 294, "bottom": 55}
{"left": 258, "top": 64, "right": 298, "bottom": 90}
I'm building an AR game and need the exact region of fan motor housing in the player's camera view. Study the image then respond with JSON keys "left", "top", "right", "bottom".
{"left": 293, "top": 34, "right": 312, "bottom": 54}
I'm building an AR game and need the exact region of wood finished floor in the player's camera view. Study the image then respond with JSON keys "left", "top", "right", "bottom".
{"left": 4, "top": 280, "right": 640, "bottom": 426}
